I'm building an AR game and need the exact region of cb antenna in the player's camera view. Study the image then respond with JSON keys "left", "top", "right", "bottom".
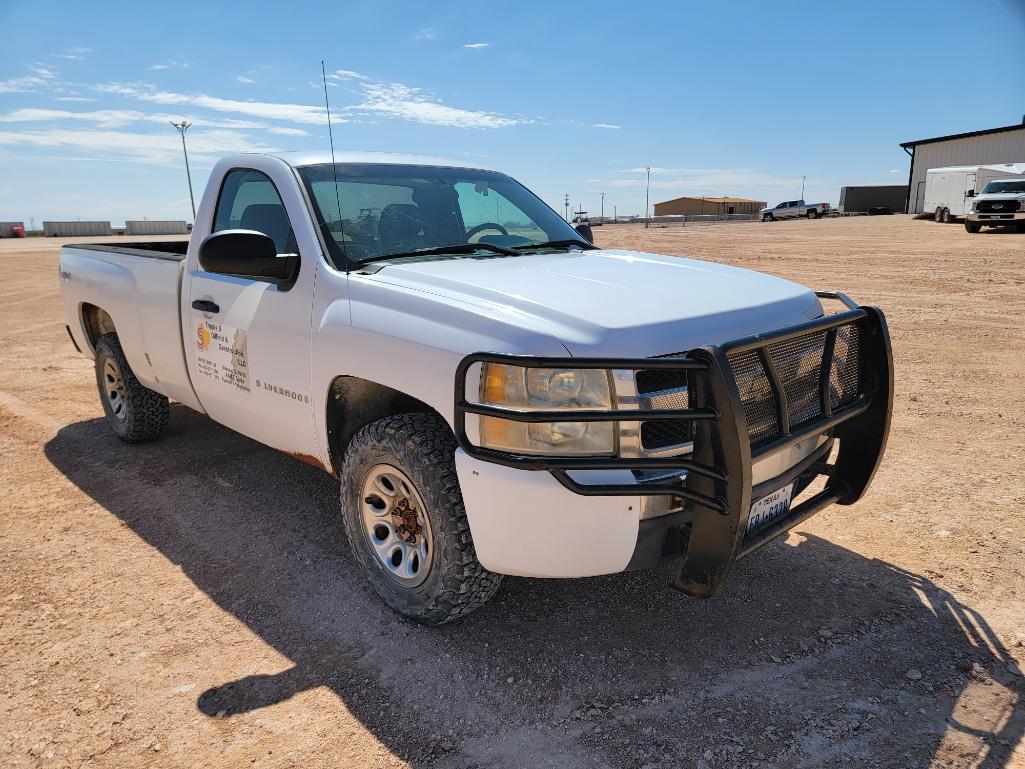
{"left": 321, "top": 60, "right": 345, "bottom": 257}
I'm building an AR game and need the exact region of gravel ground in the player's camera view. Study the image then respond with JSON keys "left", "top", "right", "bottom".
{"left": 1, "top": 217, "right": 1023, "bottom": 768}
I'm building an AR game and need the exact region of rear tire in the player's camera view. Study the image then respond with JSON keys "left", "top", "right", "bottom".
{"left": 339, "top": 412, "right": 502, "bottom": 625}
{"left": 94, "top": 333, "right": 169, "bottom": 443}
{"left": 941, "top": 208, "right": 951, "bottom": 224}
{"left": 965, "top": 221, "right": 982, "bottom": 233}
{"left": 806, "top": 209, "right": 818, "bottom": 219}
{"left": 934, "top": 208, "right": 943, "bottom": 222}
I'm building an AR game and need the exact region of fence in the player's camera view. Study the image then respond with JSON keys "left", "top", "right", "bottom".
{"left": 613, "top": 214, "right": 760, "bottom": 228}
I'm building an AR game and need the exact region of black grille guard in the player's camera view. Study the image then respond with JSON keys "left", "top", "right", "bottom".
{"left": 453, "top": 291, "right": 893, "bottom": 597}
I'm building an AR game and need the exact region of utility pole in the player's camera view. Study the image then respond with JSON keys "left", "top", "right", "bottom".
{"left": 644, "top": 166, "right": 651, "bottom": 228}
{"left": 801, "top": 175, "right": 806, "bottom": 201}
{"left": 600, "top": 191, "right": 605, "bottom": 222}
{"left": 613, "top": 205, "right": 617, "bottom": 222}
{"left": 564, "top": 193, "right": 570, "bottom": 221}
{"left": 170, "top": 121, "right": 196, "bottom": 221}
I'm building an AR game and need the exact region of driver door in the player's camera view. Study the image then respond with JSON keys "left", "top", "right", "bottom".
{"left": 184, "top": 165, "right": 318, "bottom": 458}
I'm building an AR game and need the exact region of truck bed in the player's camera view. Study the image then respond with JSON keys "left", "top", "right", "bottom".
{"left": 59, "top": 240, "right": 202, "bottom": 412}
{"left": 64, "top": 240, "right": 189, "bottom": 260}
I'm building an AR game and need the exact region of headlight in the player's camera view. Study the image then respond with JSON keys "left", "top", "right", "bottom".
{"left": 478, "top": 363, "right": 614, "bottom": 455}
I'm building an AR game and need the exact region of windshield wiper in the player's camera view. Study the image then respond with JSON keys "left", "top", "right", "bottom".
{"left": 361, "top": 242, "right": 520, "bottom": 264}
{"left": 512, "top": 239, "right": 597, "bottom": 253}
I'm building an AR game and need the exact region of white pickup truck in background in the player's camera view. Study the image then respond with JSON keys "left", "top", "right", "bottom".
{"left": 761, "top": 200, "right": 831, "bottom": 221}
{"left": 965, "top": 174, "right": 1025, "bottom": 233}
{"left": 59, "top": 152, "right": 893, "bottom": 624}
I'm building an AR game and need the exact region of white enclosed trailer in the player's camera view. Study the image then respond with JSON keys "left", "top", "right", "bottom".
{"left": 923, "top": 164, "right": 1025, "bottom": 223}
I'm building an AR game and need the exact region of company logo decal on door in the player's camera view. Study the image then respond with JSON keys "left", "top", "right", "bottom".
{"left": 193, "top": 317, "right": 250, "bottom": 393}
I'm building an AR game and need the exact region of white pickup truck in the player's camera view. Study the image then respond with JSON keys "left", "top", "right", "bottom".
{"left": 60, "top": 152, "right": 893, "bottom": 624}
{"left": 761, "top": 200, "right": 831, "bottom": 221}
{"left": 965, "top": 177, "right": 1025, "bottom": 233}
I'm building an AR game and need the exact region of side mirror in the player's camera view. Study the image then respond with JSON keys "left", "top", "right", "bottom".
{"left": 573, "top": 223, "right": 594, "bottom": 244}
{"left": 198, "top": 229, "right": 299, "bottom": 283}
{"left": 966, "top": 189, "right": 975, "bottom": 197}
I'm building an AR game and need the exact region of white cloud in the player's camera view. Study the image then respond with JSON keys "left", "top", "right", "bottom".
{"left": 415, "top": 28, "right": 437, "bottom": 40}
{"left": 87, "top": 72, "right": 525, "bottom": 132}
{"left": 0, "top": 127, "right": 274, "bottom": 166}
{"left": 236, "top": 75, "right": 255, "bottom": 84}
{"left": 54, "top": 46, "right": 91, "bottom": 60}
{"left": 55, "top": 96, "right": 96, "bottom": 102}
{"left": 327, "top": 69, "right": 368, "bottom": 81}
{"left": 592, "top": 123, "right": 620, "bottom": 129}
{"left": 0, "top": 107, "right": 267, "bottom": 130}
{"left": 267, "top": 126, "right": 310, "bottom": 136}
{"left": 149, "top": 58, "right": 191, "bottom": 71}
{"left": 463, "top": 42, "right": 491, "bottom": 49}
{"left": 351, "top": 81, "right": 523, "bottom": 129}
{"left": 0, "top": 65, "right": 58, "bottom": 94}
{"left": 94, "top": 83, "right": 331, "bottom": 125}
{"left": 889, "top": 169, "right": 900, "bottom": 174}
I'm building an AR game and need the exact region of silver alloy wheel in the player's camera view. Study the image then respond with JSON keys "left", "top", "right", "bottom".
{"left": 102, "top": 358, "right": 127, "bottom": 422}
{"left": 359, "top": 464, "right": 434, "bottom": 587}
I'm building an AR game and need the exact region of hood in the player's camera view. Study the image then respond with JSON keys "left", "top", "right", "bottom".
{"left": 366, "top": 249, "right": 821, "bottom": 357}
{"left": 976, "top": 192, "right": 1025, "bottom": 201}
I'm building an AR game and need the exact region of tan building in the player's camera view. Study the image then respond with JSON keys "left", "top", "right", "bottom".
{"left": 653, "top": 196, "right": 766, "bottom": 216}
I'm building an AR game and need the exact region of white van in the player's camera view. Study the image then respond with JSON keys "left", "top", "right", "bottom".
{"left": 924, "top": 164, "right": 1025, "bottom": 223}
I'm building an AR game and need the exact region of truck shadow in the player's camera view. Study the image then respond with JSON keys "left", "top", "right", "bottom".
{"left": 44, "top": 407, "right": 1023, "bottom": 768}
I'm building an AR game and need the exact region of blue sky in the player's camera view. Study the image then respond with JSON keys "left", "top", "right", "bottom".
{"left": 1, "top": 0, "right": 1023, "bottom": 225}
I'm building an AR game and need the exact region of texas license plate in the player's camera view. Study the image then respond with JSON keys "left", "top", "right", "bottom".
{"left": 746, "top": 483, "right": 795, "bottom": 535}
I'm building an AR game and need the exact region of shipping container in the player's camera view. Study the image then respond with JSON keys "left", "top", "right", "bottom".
{"left": 42, "top": 221, "right": 114, "bottom": 237}
{"left": 0, "top": 221, "right": 25, "bottom": 238}
{"left": 124, "top": 220, "right": 189, "bottom": 236}
{"left": 838, "top": 186, "right": 908, "bottom": 214}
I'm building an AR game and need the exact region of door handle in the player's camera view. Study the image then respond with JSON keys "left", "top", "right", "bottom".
{"left": 192, "top": 300, "right": 220, "bottom": 314}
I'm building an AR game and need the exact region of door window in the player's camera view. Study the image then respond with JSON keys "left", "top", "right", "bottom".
{"left": 213, "top": 169, "right": 298, "bottom": 254}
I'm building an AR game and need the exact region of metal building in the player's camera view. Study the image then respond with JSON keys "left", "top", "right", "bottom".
{"left": 0, "top": 221, "right": 25, "bottom": 238}
{"left": 42, "top": 221, "right": 114, "bottom": 237}
{"left": 901, "top": 118, "right": 1025, "bottom": 214}
{"left": 838, "top": 185, "right": 908, "bottom": 213}
{"left": 653, "top": 196, "right": 766, "bottom": 216}
{"left": 125, "top": 220, "right": 189, "bottom": 236}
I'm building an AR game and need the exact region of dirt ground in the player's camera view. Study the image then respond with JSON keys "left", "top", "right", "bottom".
{"left": 1, "top": 216, "right": 1023, "bottom": 769}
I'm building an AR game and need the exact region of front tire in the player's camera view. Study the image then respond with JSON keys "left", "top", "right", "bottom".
{"left": 965, "top": 221, "right": 982, "bottom": 233}
{"left": 762, "top": 213, "right": 774, "bottom": 222}
{"left": 339, "top": 412, "right": 502, "bottom": 625}
{"left": 94, "top": 333, "right": 169, "bottom": 443}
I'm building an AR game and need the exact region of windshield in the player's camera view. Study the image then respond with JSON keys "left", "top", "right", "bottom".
{"left": 980, "top": 180, "right": 1025, "bottom": 195}
{"left": 297, "top": 163, "right": 584, "bottom": 265}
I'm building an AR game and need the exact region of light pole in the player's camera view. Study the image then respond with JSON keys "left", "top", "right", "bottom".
{"left": 600, "top": 191, "right": 605, "bottom": 222}
{"left": 564, "top": 193, "right": 570, "bottom": 221}
{"left": 170, "top": 121, "right": 196, "bottom": 221}
{"left": 644, "top": 166, "right": 651, "bottom": 228}
{"left": 800, "top": 175, "right": 806, "bottom": 201}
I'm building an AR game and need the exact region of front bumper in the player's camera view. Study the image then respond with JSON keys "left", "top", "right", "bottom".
{"left": 967, "top": 211, "right": 1025, "bottom": 223}
{"left": 454, "top": 292, "right": 893, "bottom": 597}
